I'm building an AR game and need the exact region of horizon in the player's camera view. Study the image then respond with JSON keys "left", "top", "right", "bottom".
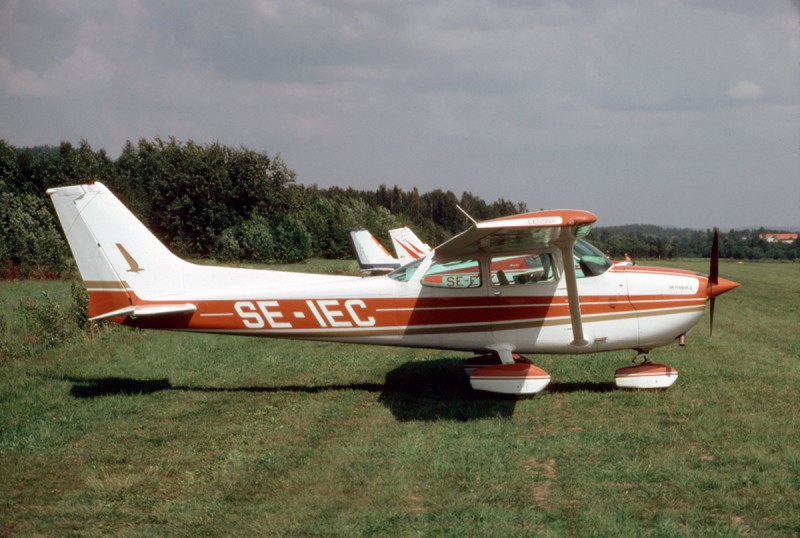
{"left": 8, "top": 137, "right": 800, "bottom": 233}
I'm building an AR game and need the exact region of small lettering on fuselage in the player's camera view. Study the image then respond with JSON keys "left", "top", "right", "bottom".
{"left": 233, "top": 299, "right": 376, "bottom": 330}
{"left": 527, "top": 217, "right": 562, "bottom": 225}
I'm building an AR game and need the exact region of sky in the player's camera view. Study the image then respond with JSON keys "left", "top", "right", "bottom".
{"left": 1, "top": 1, "right": 798, "bottom": 229}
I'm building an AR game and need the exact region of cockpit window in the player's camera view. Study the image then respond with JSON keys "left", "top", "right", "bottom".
{"left": 574, "top": 239, "right": 612, "bottom": 277}
{"left": 388, "top": 258, "right": 423, "bottom": 283}
{"left": 421, "top": 259, "right": 481, "bottom": 288}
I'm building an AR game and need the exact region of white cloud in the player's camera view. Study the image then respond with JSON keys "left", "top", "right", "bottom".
{"left": 49, "top": 44, "right": 115, "bottom": 92}
{"left": 726, "top": 80, "right": 764, "bottom": 101}
{"left": 0, "top": 56, "right": 52, "bottom": 96}
{"left": 0, "top": 44, "right": 114, "bottom": 97}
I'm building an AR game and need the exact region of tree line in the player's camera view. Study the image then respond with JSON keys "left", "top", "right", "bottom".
{"left": 590, "top": 224, "right": 799, "bottom": 262}
{"left": 0, "top": 138, "right": 525, "bottom": 278}
{"left": 1, "top": 138, "right": 796, "bottom": 279}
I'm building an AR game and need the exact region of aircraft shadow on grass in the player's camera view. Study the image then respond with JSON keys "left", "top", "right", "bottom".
{"left": 60, "top": 358, "right": 615, "bottom": 422}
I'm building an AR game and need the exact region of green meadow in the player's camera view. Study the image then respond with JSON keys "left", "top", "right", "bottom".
{"left": 1, "top": 261, "right": 798, "bottom": 536}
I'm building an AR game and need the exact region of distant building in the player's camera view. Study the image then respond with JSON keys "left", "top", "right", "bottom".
{"left": 759, "top": 233, "right": 798, "bottom": 244}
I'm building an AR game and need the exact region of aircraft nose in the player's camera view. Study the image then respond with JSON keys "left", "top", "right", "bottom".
{"left": 707, "top": 277, "right": 740, "bottom": 298}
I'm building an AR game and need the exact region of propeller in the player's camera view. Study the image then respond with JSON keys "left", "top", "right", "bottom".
{"left": 709, "top": 228, "right": 719, "bottom": 335}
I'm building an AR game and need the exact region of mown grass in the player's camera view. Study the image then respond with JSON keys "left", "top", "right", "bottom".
{"left": 1, "top": 260, "right": 798, "bottom": 536}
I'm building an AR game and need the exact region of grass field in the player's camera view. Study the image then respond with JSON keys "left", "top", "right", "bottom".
{"left": 1, "top": 260, "right": 798, "bottom": 536}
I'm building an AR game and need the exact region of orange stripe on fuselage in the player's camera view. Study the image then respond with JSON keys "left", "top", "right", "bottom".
{"left": 93, "top": 290, "right": 707, "bottom": 337}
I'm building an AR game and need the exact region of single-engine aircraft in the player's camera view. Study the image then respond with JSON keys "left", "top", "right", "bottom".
{"left": 48, "top": 182, "right": 739, "bottom": 395}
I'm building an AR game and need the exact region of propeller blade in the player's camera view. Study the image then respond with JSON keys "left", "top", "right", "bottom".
{"left": 710, "top": 228, "right": 719, "bottom": 285}
{"left": 709, "top": 297, "right": 716, "bottom": 336}
{"left": 709, "top": 228, "right": 719, "bottom": 335}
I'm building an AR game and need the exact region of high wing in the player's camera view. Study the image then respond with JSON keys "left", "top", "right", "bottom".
{"left": 435, "top": 209, "right": 597, "bottom": 347}
{"left": 436, "top": 210, "right": 596, "bottom": 256}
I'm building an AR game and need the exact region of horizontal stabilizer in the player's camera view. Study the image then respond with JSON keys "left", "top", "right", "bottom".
{"left": 90, "top": 303, "right": 196, "bottom": 321}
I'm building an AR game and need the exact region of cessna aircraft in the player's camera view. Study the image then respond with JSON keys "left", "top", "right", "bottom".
{"left": 48, "top": 182, "right": 739, "bottom": 395}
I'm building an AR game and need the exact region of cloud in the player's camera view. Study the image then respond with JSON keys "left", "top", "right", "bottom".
{"left": 50, "top": 44, "right": 115, "bottom": 92}
{"left": 0, "top": 44, "right": 114, "bottom": 97}
{"left": 0, "top": 56, "right": 51, "bottom": 96}
{"left": 0, "top": 1, "right": 797, "bottom": 228}
{"left": 726, "top": 80, "right": 764, "bottom": 101}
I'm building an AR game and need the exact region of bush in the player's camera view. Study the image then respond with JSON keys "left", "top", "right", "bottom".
{"left": 237, "top": 215, "right": 275, "bottom": 262}
{"left": 0, "top": 192, "right": 70, "bottom": 278}
{"left": 0, "top": 283, "right": 105, "bottom": 360}
{"left": 273, "top": 217, "right": 311, "bottom": 263}
{"left": 70, "top": 281, "right": 90, "bottom": 332}
{"left": 213, "top": 227, "right": 243, "bottom": 262}
{"left": 18, "top": 292, "right": 74, "bottom": 350}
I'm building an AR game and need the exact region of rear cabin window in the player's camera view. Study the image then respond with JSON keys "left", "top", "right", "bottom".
{"left": 421, "top": 259, "right": 481, "bottom": 289}
{"left": 491, "top": 253, "right": 555, "bottom": 286}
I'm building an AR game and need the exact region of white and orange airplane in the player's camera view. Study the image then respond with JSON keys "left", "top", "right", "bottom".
{"left": 48, "top": 182, "right": 739, "bottom": 396}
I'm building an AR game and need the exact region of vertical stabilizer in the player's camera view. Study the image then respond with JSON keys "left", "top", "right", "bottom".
{"left": 389, "top": 226, "right": 431, "bottom": 263}
{"left": 48, "top": 182, "right": 188, "bottom": 319}
{"left": 346, "top": 228, "right": 400, "bottom": 274}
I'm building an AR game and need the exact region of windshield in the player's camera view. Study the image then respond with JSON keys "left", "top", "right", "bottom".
{"left": 574, "top": 239, "right": 612, "bottom": 277}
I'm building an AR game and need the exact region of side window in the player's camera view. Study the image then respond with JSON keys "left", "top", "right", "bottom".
{"left": 491, "top": 253, "right": 555, "bottom": 286}
{"left": 422, "top": 259, "right": 481, "bottom": 288}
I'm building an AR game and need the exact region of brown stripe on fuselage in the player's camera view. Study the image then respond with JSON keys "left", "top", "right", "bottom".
{"left": 84, "top": 280, "right": 130, "bottom": 289}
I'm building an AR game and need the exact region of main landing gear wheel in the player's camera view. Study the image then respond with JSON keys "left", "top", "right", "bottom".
{"left": 465, "top": 353, "right": 551, "bottom": 396}
{"left": 614, "top": 352, "right": 678, "bottom": 389}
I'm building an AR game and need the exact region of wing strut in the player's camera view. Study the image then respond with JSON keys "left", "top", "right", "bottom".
{"left": 558, "top": 241, "right": 589, "bottom": 347}
{"left": 456, "top": 205, "right": 478, "bottom": 226}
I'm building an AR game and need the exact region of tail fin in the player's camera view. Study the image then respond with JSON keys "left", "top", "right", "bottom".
{"left": 48, "top": 182, "right": 189, "bottom": 320}
{"left": 389, "top": 226, "right": 431, "bottom": 263}
{"left": 345, "top": 228, "right": 399, "bottom": 275}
